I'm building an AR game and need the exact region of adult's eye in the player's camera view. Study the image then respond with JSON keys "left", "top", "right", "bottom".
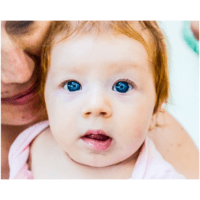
{"left": 63, "top": 81, "right": 82, "bottom": 92}
{"left": 5, "top": 21, "right": 34, "bottom": 35}
{"left": 113, "top": 81, "right": 133, "bottom": 93}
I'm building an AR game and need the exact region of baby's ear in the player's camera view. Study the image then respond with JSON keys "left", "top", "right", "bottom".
{"left": 148, "top": 106, "right": 164, "bottom": 131}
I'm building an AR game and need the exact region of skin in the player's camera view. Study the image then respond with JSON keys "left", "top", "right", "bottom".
{"left": 1, "top": 21, "right": 50, "bottom": 125}
{"left": 1, "top": 21, "right": 199, "bottom": 179}
{"left": 44, "top": 33, "right": 156, "bottom": 171}
{"left": 148, "top": 111, "right": 199, "bottom": 179}
{"left": 1, "top": 21, "right": 51, "bottom": 179}
{"left": 190, "top": 21, "right": 199, "bottom": 40}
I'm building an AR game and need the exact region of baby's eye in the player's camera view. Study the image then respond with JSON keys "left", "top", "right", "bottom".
{"left": 63, "top": 81, "right": 82, "bottom": 92}
{"left": 113, "top": 81, "right": 133, "bottom": 93}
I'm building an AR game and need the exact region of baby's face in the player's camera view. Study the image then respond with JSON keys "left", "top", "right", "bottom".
{"left": 45, "top": 33, "right": 156, "bottom": 167}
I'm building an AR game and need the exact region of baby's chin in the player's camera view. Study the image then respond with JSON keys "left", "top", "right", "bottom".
{"left": 72, "top": 158, "right": 119, "bottom": 168}
{"left": 68, "top": 151, "right": 137, "bottom": 168}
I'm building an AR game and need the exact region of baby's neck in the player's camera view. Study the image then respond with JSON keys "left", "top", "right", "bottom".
{"left": 67, "top": 151, "right": 140, "bottom": 179}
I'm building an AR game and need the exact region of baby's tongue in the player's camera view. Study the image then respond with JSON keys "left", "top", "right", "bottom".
{"left": 86, "top": 134, "right": 109, "bottom": 141}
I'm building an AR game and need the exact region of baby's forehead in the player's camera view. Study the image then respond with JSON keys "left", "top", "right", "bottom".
{"left": 50, "top": 27, "right": 152, "bottom": 79}
{"left": 53, "top": 21, "right": 152, "bottom": 47}
{"left": 50, "top": 21, "right": 155, "bottom": 71}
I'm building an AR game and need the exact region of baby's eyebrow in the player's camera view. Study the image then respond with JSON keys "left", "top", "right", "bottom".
{"left": 104, "top": 61, "right": 149, "bottom": 75}
{"left": 50, "top": 58, "right": 149, "bottom": 81}
{"left": 109, "top": 63, "right": 138, "bottom": 70}
{"left": 51, "top": 64, "right": 90, "bottom": 75}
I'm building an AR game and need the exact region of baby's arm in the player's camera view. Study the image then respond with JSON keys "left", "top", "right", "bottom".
{"left": 148, "top": 110, "right": 199, "bottom": 179}
{"left": 29, "top": 127, "right": 63, "bottom": 179}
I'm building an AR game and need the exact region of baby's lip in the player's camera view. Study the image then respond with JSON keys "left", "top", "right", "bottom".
{"left": 83, "top": 130, "right": 107, "bottom": 136}
{"left": 81, "top": 129, "right": 112, "bottom": 151}
{"left": 82, "top": 129, "right": 111, "bottom": 140}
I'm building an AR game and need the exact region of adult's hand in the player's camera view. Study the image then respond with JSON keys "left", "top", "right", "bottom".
{"left": 148, "top": 111, "right": 199, "bottom": 179}
{"left": 190, "top": 21, "right": 199, "bottom": 40}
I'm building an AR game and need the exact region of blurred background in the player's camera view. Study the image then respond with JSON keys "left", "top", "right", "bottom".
{"left": 159, "top": 21, "right": 199, "bottom": 148}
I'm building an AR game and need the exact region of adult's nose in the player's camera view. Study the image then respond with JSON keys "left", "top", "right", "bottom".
{"left": 81, "top": 88, "right": 112, "bottom": 119}
{"left": 1, "top": 30, "right": 35, "bottom": 84}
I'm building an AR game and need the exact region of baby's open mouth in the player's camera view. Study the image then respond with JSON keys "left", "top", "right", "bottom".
{"left": 82, "top": 134, "right": 110, "bottom": 141}
{"left": 81, "top": 130, "right": 112, "bottom": 151}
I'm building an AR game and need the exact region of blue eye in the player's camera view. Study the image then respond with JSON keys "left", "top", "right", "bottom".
{"left": 64, "top": 81, "right": 82, "bottom": 92}
{"left": 113, "top": 81, "right": 133, "bottom": 93}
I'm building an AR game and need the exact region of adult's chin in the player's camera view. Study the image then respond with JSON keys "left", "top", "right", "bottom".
{"left": 1, "top": 97, "right": 47, "bottom": 126}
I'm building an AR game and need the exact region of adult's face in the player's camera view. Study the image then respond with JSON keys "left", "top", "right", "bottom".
{"left": 1, "top": 21, "right": 51, "bottom": 125}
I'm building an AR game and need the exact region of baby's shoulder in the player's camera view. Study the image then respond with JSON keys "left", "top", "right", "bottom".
{"left": 32, "top": 126, "right": 53, "bottom": 146}
{"left": 30, "top": 128, "right": 78, "bottom": 179}
{"left": 30, "top": 127, "right": 53, "bottom": 157}
{"left": 30, "top": 126, "right": 59, "bottom": 159}
{"left": 29, "top": 127, "right": 59, "bottom": 177}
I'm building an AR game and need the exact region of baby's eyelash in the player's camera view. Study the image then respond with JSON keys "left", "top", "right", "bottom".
{"left": 60, "top": 79, "right": 79, "bottom": 88}
{"left": 113, "top": 79, "right": 136, "bottom": 88}
{"left": 60, "top": 80, "right": 82, "bottom": 92}
{"left": 59, "top": 79, "right": 136, "bottom": 89}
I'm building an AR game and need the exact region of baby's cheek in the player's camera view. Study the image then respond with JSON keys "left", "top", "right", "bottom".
{"left": 51, "top": 129, "right": 73, "bottom": 150}
{"left": 53, "top": 89, "right": 82, "bottom": 102}
{"left": 117, "top": 114, "right": 148, "bottom": 147}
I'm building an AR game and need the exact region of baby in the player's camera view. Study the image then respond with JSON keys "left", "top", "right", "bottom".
{"left": 9, "top": 21, "right": 185, "bottom": 179}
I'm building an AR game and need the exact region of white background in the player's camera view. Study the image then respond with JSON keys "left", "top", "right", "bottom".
{"left": 159, "top": 21, "right": 199, "bottom": 148}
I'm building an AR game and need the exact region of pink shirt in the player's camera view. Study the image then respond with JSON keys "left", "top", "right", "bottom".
{"left": 9, "top": 120, "right": 185, "bottom": 179}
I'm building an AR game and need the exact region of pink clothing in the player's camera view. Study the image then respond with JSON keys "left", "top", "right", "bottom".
{"left": 131, "top": 137, "right": 185, "bottom": 179}
{"left": 9, "top": 120, "right": 185, "bottom": 179}
{"left": 9, "top": 120, "right": 50, "bottom": 179}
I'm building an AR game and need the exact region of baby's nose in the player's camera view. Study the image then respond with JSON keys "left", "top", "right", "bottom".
{"left": 81, "top": 89, "right": 112, "bottom": 118}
